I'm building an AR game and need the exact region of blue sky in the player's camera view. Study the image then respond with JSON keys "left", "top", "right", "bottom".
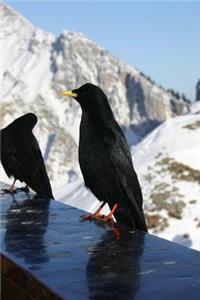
{"left": 6, "top": 1, "right": 200, "bottom": 100}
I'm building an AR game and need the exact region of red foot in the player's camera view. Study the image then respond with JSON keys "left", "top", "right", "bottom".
{"left": 2, "top": 179, "right": 17, "bottom": 194}
{"left": 1, "top": 188, "right": 17, "bottom": 194}
{"left": 80, "top": 213, "right": 104, "bottom": 222}
{"left": 80, "top": 201, "right": 106, "bottom": 222}
{"left": 101, "top": 203, "right": 119, "bottom": 222}
{"left": 18, "top": 185, "right": 30, "bottom": 193}
{"left": 80, "top": 202, "right": 119, "bottom": 228}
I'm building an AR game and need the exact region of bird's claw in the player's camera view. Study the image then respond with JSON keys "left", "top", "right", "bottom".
{"left": 80, "top": 214, "right": 91, "bottom": 222}
{"left": 95, "top": 215, "right": 112, "bottom": 224}
{"left": 17, "top": 186, "right": 30, "bottom": 193}
{"left": 80, "top": 213, "right": 105, "bottom": 222}
{"left": 80, "top": 213, "right": 120, "bottom": 240}
{"left": 1, "top": 188, "right": 17, "bottom": 194}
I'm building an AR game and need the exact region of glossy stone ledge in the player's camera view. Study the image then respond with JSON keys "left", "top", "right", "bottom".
{"left": 0, "top": 182, "right": 200, "bottom": 299}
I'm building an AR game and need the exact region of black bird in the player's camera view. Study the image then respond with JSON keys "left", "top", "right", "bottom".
{"left": 1, "top": 113, "right": 54, "bottom": 199}
{"left": 60, "top": 83, "right": 147, "bottom": 231}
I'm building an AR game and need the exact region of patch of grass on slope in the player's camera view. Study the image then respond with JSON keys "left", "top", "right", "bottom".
{"left": 157, "top": 157, "right": 200, "bottom": 184}
{"left": 183, "top": 120, "right": 200, "bottom": 130}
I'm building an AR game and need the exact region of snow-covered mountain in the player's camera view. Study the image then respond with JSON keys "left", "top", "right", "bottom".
{"left": 0, "top": 3, "right": 189, "bottom": 187}
{"left": 1, "top": 3, "right": 199, "bottom": 251}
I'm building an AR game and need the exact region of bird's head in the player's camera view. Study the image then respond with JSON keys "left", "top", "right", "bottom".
{"left": 59, "top": 83, "right": 113, "bottom": 118}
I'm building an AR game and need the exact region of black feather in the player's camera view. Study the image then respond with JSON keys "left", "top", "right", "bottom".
{"left": 1, "top": 113, "right": 54, "bottom": 199}
{"left": 73, "top": 83, "right": 147, "bottom": 231}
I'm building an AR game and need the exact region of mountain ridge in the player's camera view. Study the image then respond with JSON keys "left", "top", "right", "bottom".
{"left": 1, "top": 2, "right": 190, "bottom": 187}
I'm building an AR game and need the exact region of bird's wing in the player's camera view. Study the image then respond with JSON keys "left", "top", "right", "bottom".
{"left": 105, "top": 122, "right": 147, "bottom": 231}
{"left": 1, "top": 130, "right": 24, "bottom": 180}
{"left": 25, "top": 133, "right": 53, "bottom": 198}
{"left": 27, "top": 134, "right": 45, "bottom": 167}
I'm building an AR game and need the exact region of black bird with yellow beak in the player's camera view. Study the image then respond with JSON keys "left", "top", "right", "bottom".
{"left": 60, "top": 83, "right": 147, "bottom": 232}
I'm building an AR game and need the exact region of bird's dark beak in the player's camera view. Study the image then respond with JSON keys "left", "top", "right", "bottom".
{"left": 58, "top": 90, "right": 78, "bottom": 98}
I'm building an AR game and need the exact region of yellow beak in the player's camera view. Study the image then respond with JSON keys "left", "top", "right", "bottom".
{"left": 58, "top": 90, "right": 78, "bottom": 98}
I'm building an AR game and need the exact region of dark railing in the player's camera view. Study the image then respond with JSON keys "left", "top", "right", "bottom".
{"left": 0, "top": 182, "right": 200, "bottom": 299}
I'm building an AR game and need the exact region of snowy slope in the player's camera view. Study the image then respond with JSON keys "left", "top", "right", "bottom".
{"left": 132, "top": 113, "right": 200, "bottom": 251}
{"left": 0, "top": 3, "right": 190, "bottom": 187}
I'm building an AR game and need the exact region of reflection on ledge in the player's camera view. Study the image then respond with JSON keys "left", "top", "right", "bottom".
{"left": 87, "top": 228, "right": 144, "bottom": 300}
{"left": 0, "top": 182, "right": 200, "bottom": 299}
{"left": 5, "top": 198, "right": 50, "bottom": 266}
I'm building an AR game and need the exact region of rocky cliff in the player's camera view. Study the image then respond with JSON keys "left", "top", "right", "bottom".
{"left": 0, "top": 3, "right": 190, "bottom": 187}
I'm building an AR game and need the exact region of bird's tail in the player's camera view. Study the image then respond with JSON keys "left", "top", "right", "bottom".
{"left": 113, "top": 205, "right": 148, "bottom": 232}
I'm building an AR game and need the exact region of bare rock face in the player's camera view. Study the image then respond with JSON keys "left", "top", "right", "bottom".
{"left": 52, "top": 31, "right": 189, "bottom": 126}
{"left": 0, "top": 3, "right": 190, "bottom": 187}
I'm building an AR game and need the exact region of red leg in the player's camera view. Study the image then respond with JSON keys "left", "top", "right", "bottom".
{"left": 93, "top": 201, "right": 106, "bottom": 217}
{"left": 2, "top": 179, "right": 17, "bottom": 194}
{"left": 102, "top": 203, "right": 119, "bottom": 222}
{"left": 9, "top": 179, "right": 17, "bottom": 193}
{"left": 80, "top": 201, "right": 106, "bottom": 221}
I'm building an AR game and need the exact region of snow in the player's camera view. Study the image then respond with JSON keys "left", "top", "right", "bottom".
{"left": 190, "top": 101, "right": 200, "bottom": 114}
{"left": 133, "top": 114, "right": 200, "bottom": 170}
{"left": 132, "top": 113, "right": 200, "bottom": 251}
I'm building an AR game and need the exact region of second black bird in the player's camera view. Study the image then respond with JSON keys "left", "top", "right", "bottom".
{"left": 60, "top": 83, "right": 147, "bottom": 231}
{"left": 1, "top": 113, "right": 54, "bottom": 199}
